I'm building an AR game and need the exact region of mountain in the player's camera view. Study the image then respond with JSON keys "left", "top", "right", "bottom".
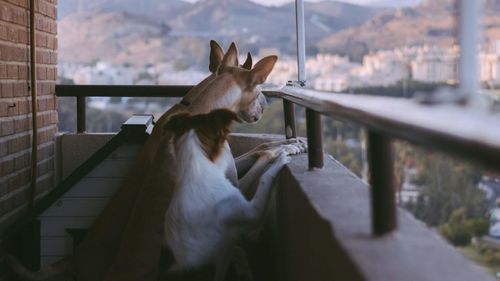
{"left": 58, "top": 0, "right": 381, "bottom": 65}
{"left": 368, "top": 0, "right": 421, "bottom": 8}
{"left": 318, "top": 0, "right": 500, "bottom": 60}
{"left": 59, "top": 11, "right": 172, "bottom": 65}
{"left": 58, "top": 0, "right": 191, "bottom": 21}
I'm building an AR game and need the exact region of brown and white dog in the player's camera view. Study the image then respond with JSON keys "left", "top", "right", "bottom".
{"left": 162, "top": 109, "right": 290, "bottom": 281}
{"left": 8, "top": 41, "right": 304, "bottom": 281}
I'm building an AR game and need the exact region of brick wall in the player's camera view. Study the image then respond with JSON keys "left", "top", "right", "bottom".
{"left": 0, "top": 0, "right": 57, "bottom": 226}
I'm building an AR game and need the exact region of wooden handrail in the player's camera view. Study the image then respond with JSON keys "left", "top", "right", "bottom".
{"left": 263, "top": 86, "right": 500, "bottom": 169}
{"left": 55, "top": 85, "right": 193, "bottom": 97}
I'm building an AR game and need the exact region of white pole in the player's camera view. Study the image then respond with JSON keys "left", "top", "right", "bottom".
{"left": 459, "top": 0, "right": 481, "bottom": 96}
{"left": 295, "top": 0, "right": 306, "bottom": 85}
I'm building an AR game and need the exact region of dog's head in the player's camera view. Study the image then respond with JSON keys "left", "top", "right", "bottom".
{"left": 215, "top": 43, "right": 277, "bottom": 123}
{"left": 183, "top": 41, "right": 277, "bottom": 124}
{"left": 165, "top": 109, "right": 241, "bottom": 162}
{"left": 179, "top": 40, "right": 254, "bottom": 109}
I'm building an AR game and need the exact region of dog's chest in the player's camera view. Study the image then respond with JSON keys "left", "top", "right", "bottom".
{"left": 164, "top": 168, "right": 239, "bottom": 270}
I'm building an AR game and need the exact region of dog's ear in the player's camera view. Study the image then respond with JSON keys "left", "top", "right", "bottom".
{"left": 209, "top": 40, "right": 224, "bottom": 74}
{"left": 218, "top": 42, "right": 239, "bottom": 75}
{"left": 249, "top": 55, "right": 278, "bottom": 85}
{"left": 242, "top": 52, "right": 253, "bottom": 70}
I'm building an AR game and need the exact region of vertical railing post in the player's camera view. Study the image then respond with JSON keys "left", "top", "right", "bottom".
{"left": 367, "top": 130, "right": 396, "bottom": 235}
{"left": 283, "top": 100, "right": 296, "bottom": 139}
{"left": 76, "top": 96, "right": 86, "bottom": 133}
{"left": 306, "top": 109, "right": 323, "bottom": 169}
{"left": 458, "top": 0, "right": 480, "bottom": 97}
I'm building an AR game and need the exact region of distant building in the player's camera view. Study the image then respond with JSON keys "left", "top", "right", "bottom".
{"left": 411, "top": 46, "right": 459, "bottom": 84}
{"left": 399, "top": 167, "right": 421, "bottom": 204}
{"left": 480, "top": 53, "right": 500, "bottom": 84}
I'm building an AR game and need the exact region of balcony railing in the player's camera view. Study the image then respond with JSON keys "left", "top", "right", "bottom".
{"left": 55, "top": 83, "right": 500, "bottom": 238}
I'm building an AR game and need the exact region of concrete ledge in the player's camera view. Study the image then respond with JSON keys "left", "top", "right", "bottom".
{"left": 277, "top": 154, "right": 495, "bottom": 281}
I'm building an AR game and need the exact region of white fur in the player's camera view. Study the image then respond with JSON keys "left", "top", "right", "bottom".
{"left": 164, "top": 131, "right": 246, "bottom": 271}
{"left": 213, "top": 85, "right": 241, "bottom": 111}
{"left": 164, "top": 129, "right": 290, "bottom": 279}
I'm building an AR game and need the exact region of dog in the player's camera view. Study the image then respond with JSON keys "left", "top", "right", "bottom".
{"left": 8, "top": 41, "right": 305, "bottom": 281}
{"left": 162, "top": 109, "right": 290, "bottom": 281}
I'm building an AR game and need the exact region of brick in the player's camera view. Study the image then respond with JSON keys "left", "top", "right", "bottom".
{"left": 0, "top": 158, "right": 14, "bottom": 175}
{"left": 0, "top": 181, "right": 8, "bottom": 197}
{"left": 1, "top": 82, "right": 13, "bottom": 97}
{"left": 0, "top": 141, "right": 6, "bottom": 157}
{"left": 6, "top": 100, "right": 19, "bottom": 115}
{"left": 13, "top": 154, "right": 27, "bottom": 170}
{"left": 7, "top": 26, "right": 18, "bottom": 43}
{"left": 19, "top": 98, "right": 31, "bottom": 115}
{"left": 14, "top": 116, "right": 28, "bottom": 133}
{"left": 8, "top": 134, "right": 30, "bottom": 154}
{"left": 0, "top": 25, "right": 7, "bottom": 40}
{"left": 18, "top": 65, "right": 28, "bottom": 79}
{"left": 7, "top": 64, "right": 17, "bottom": 79}
{"left": 1, "top": 119, "right": 14, "bottom": 136}
{"left": 13, "top": 81, "right": 28, "bottom": 97}
{"left": 0, "top": 64, "right": 6, "bottom": 78}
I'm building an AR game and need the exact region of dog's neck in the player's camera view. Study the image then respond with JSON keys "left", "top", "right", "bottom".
{"left": 175, "top": 130, "right": 230, "bottom": 185}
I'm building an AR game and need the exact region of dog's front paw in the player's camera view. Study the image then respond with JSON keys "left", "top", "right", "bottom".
{"left": 281, "top": 140, "right": 307, "bottom": 156}
{"left": 274, "top": 151, "right": 291, "bottom": 166}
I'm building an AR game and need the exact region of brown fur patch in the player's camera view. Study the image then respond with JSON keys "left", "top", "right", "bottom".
{"left": 165, "top": 109, "right": 241, "bottom": 161}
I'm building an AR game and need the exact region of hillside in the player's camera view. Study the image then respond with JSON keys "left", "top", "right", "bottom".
{"left": 318, "top": 0, "right": 500, "bottom": 60}
{"left": 58, "top": 0, "right": 380, "bottom": 66}
{"left": 59, "top": 11, "right": 172, "bottom": 65}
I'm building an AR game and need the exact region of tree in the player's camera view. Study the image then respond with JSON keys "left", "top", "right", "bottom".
{"left": 439, "top": 208, "right": 472, "bottom": 246}
{"left": 408, "top": 151, "right": 487, "bottom": 227}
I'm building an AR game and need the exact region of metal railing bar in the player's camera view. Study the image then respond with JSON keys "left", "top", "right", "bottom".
{"left": 305, "top": 109, "right": 324, "bottom": 169}
{"left": 367, "top": 131, "right": 396, "bottom": 235}
{"left": 76, "top": 96, "right": 86, "bottom": 133}
{"left": 55, "top": 85, "right": 193, "bottom": 97}
{"left": 283, "top": 100, "right": 297, "bottom": 139}
{"left": 263, "top": 86, "right": 500, "bottom": 169}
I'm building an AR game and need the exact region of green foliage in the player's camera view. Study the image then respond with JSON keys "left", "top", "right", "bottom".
{"left": 484, "top": 249, "right": 500, "bottom": 265}
{"left": 405, "top": 150, "right": 487, "bottom": 227}
{"left": 439, "top": 208, "right": 489, "bottom": 246}
{"left": 466, "top": 218, "right": 489, "bottom": 237}
{"left": 439, "top": 208, "right": 472, "bottom": 246}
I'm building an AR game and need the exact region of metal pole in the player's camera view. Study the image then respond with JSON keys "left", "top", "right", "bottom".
{"left": 295, "top": 0, "right": 306, "bottom": 84}
{"left": 283, "top": 100, "right": 296, "bottom": 139}
{"left": 458, "top": 0, "right": 480, "bottom": 96}
{"left": 306, "top": 109, "right": 323, "bottom": 169}
{"left": 77, "top": 96, "right": 86, "bottom": 133}
{"left": 367, "top": 131, "right": 397, "bottom": 235}
{"left": 295, "top": 0, "right": 323, "bottom": 169}
{"left": 28, "top": 0, "right": 37, "bottom": 209}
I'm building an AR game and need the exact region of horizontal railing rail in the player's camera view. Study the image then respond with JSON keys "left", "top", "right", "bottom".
{"left": 55, "top": 85, "right": 193, "bottom": 133}
{"left": 263, "top": 86, "right": 500, "bottom": 169}
{"left": 56, "top": 84, "right": 500, "bottom": 236}
{"left": 55, "top": 85, "right": 193, "bottom": 97}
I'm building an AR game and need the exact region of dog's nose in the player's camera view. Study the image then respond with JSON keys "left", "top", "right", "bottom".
{"left": 253, "top": 116, "right": 259, "bottom": 122}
